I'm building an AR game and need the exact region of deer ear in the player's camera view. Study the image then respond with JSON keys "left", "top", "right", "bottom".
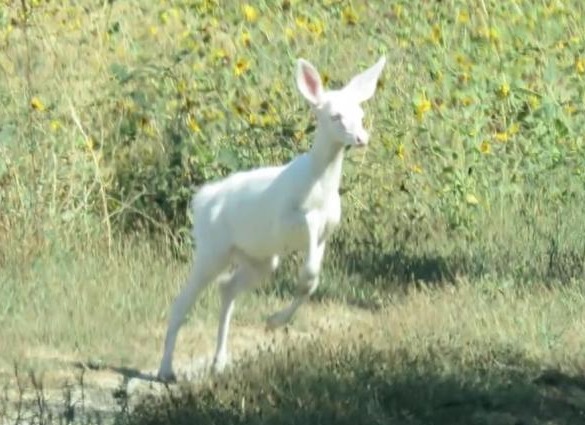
{"left": 296, "top": 59, "right": 323, "bottom": 106}
{"left": 343, "top": 56, "right": 386, "bottom": 103}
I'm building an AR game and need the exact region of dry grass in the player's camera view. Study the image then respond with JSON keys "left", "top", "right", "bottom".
{"left": 2, "top": 252, "right": 585, "bottom": 423}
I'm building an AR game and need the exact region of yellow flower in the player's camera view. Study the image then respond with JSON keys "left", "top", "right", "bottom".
{"left": 414, "top": 95, "right": 432, "bottom": 120}
{"left": 50, "top": 120, "right": 61, "bottom": 132}
{"left": 0, "top": 24, "right": 13, "bottom": 41}
{"left": 495, "top": 131, "right": 509, "bottom": 142}
{"left": 168, "top": 7, "right": 179, "bottom": 19}
{"left": 456, "top": 10, "right": 469, "bottom": 24}
{"left": 212, "top": 48, "right": 228, "bottom": 61}
{"left": 489, "top": 28, "right": 500, "bottom": 43}
{"left": 479, "top": 140, "right": 490, "bottom": 154}
{"left": 261, "top": 113, "right": 278, "bottom": 127}
{"left": 509, "top": 122, "right": 520, "bottom": 135}
{"left": 497, "top": 82, "right": 510, "bottom": 98}
{"left": 232, "top": 100, "right": 247, "bottom": 116}
{"left": 182, "top": 36, "right": 198, "bottom": 51}
{"left": 177, "top": 79, "right": 187, "bottom": 94}
{"left": 234, "top": 58, "right": 250, "bottom": 76}
{"left": 411, "top": 164, "right": 423, "bottom": 173}
{"left": 85, "top": 137, "right": 95, "bottom": 151}
{"left": 543, "top": 2, "right": 563, "bottom": 17}
{"left": 285, "top": 27, "right": 295, "bottom": 41}
{"left": 575, "top": 58, "right": 585, "bottom": 74}
{"left": 240, "top": 30, "right": 251, "bottom": 47}
{"left": 392, "top": 4, "right": 403, "bottom": 19}
{"left": 295, "top": 16, "right": 308, "bottom": 29}
{"left": 465, "top": 194, "right": 479, "bottom": 205}
{"left": 149, "top": 26, "right": 158, "bottom": 36}
{"left": 145, "top": 123, "right": 156, "bottom": 137}
{"left": 478, "top": 26, "right": 499, "bottom": 43}
{"left": 248, "top": 112, "right": 260, "bottom": 126}
{"left": 119, "top": 98, "right": 136, "bottom": 112}
{"left": 307, "top": 19, "right": 325, "bottom": 37}
{"left": 187, "top": 115, "right": 201, "bottom": 133}
{"left": 564, "top": 103, "right": 576, "bottom": 115}
{"left": 528, "top": 95, "right": 540, "bottom": 109}
{"left": 430, "top": 24, "right": 442, "bottom": 44}
{"left": 141, "top": 117, "right": 156, "bottom": 136}
{"left": 396, "top": 143, "right": 405, "bottom": 160}
{"left": 461, "top": 96, "right": 473, "bottom": 106}
{"left": 455, "top": 53, "right": 472, "bottom": 71}
{"left": 342, "top": 6, "right": 358, "bottom": 25}
{"left": 198, "top": 0, "right": 218, "bottom": 13}
{"left": 30, "top": 96, "right": 45, "bottom": 111}
{"left": 242, "top": 4, "right": 258, "bottom": 23}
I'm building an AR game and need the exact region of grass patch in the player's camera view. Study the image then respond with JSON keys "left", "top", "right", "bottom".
{"left": 104, "top": 280, "right": 585, "bottom": 425}
{"left": 0, "top": 236, "right": 296, "bottom": 374}
{"left": 127, "top": 342, "right": 585, "bottom": 425}
{"left": 2, "top": 279, "right": 585, "bottom": 424}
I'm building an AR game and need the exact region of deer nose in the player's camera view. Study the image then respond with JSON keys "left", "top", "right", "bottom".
{"left": 356, "top": 132, "right": 369, "bottom": 147}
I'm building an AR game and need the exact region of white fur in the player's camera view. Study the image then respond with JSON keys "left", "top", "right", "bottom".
{"left": 157, "top": 56, "right": 386, "bottom": 381}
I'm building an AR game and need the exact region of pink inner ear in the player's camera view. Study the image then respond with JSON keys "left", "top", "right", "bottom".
{"left": 303, "top": 67, "right": 319, "bottom": 97}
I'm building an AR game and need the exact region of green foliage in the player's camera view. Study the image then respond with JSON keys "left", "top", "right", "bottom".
{"left": 2, "top": 0, "right": 585, "bottom": 283}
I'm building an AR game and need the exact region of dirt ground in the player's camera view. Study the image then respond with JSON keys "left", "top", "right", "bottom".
{"left": 1, "top": 303, "right": 371, "bottom": 422}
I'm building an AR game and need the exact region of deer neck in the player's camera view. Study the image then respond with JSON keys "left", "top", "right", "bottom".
{"left": 308, "top": 126, "right": 345, "bottom": 194}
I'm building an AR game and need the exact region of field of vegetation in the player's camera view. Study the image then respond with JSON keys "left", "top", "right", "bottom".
{"left": 2, "top": 0, "right": 585, "bottom": 423}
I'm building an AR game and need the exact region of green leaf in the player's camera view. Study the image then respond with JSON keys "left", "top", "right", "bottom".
{"left": 131, "top": 90, "right": 149, "bottom": 109}
{"left": 218, "top": 146, "right": 240, "bottom": 171}
{"left": 0, "top": 124, "right": 16, "bottom": 147}
{"left": 543, "top": 61, "right": 557, "bottom": 84}
{"left": 554, "top": 117, "right": 570, "bottom": 137}
{"left": 110, "top": 63, "right": 131, "bottom": 84}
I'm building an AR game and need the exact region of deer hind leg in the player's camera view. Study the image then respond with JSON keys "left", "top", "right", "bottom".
{"left": 157, "top": 246, "right": 230, "bottom": 382}
{"left": 212, "top": 253, "right": 277, "bottom": 373}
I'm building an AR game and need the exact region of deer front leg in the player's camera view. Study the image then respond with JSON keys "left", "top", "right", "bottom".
{"left": 266, "top": 218, "right": 326, "bottom": 330}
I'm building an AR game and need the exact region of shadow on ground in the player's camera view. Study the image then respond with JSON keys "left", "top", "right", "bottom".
{"left": 343, "top": 248, "right": 457, "bottom": 286}
{"left": 3, "top": 341, "right": 585, "bottom": 424}
{"left": 70, "top": 360, "right": 160, "bottom": 383}
{"left": 265, "top": 248, "right": 458, "bottom": 312}
{"left": 121, "top": 342, "right": 585, "bottom": 425}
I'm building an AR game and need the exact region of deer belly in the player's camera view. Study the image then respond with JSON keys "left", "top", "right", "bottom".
{"left": 231, "top": 215, "right": 308, "bottom": 259}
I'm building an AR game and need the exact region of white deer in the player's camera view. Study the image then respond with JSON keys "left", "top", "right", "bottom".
{"left": 157, "top": 56, "right": 386, "bottom": 382}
